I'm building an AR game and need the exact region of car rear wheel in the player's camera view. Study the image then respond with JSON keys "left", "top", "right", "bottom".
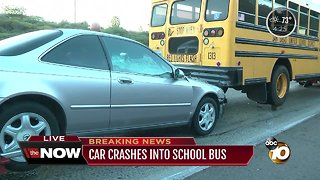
{"left": 192, "top": 97, "right": 218, "bottom": 136}
{"left": 0, "top": 102, "right": 60, "bottom": 171}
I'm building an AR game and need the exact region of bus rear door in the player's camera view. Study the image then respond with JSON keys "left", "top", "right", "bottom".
{"left": 165, "top": 0, "right": 204, "bottom": 65}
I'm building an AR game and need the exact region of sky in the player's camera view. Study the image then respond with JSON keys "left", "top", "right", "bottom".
{"left": 0, "top": 0, "right": 152, "bottom": 31}
{"left": 0, "top": 0, "right": 319, "bottom": 31}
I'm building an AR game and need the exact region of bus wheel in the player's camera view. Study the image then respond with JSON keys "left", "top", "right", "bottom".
{"left": 267, "top": 65, "right": 290, "bottom": 106}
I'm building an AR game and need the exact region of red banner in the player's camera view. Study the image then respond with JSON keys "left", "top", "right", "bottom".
{"left": 21, "top": 137, "right": 254, "bottom": 166}
{"left": 82, "top": 145, "right": 253, "bottom": 166}
{"left": 80, "top": 137, "right": 196, "bottom": 146}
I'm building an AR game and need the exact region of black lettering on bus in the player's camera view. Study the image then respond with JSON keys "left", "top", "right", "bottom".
{"left": 208, "top": 52, "right": 216, "bottom": 60}
{"left": 299, "top": 39, "right": 307, "bottom": 46}
{"left": 280, "top": 38, "right": 287, "bottom": 43}
{"left": 308, "top": 41, "right": 315, "bottom": 47}
{"left": 177, "top": 27, "right": 185, "bottom": 35}
{"left": 289, "top": 38, "right": 298, "bottom": 45}
{"left": 167, "top": 54, "right": 171, "bottom": 61}
{"left": 272, "top": 36, "right": 278, "bottom": 42}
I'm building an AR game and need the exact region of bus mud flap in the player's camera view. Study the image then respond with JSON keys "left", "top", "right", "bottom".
{"left": 244, "top": 83, "right": 268, "bottom": 104}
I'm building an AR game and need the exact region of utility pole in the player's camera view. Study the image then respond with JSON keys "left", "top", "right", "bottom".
{"left": 74, "top": 0, "right": 77, "bottom": 23}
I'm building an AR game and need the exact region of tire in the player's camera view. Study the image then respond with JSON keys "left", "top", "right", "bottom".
{"left": 304, "top": 81, "right": 313, "bottom": 87}
{"left": 267, "top": 65, "right": 290, "bottom": 106}
{"left": 192, "top": 97, "right": 219, "bottom": 136}
{"left": 0, "top": 102, "right": 60, "bottom": 172}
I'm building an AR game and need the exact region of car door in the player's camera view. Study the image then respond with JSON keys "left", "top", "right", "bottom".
{"left": 101, "top": 37, "right": 193, "bottom": 129}
{"left": 41, "top": 35, "right": 111, "bottom": 133}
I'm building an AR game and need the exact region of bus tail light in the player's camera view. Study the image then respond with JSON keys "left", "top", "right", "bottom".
{"left": 210, "top": 29, "right": 216, "bottom": 36}
{"left": 217, "top": 29, "right": 224, "bottom": 36}
{"left": 203, "top": 28, "right": 224, "bottom": 37}
{"left": 151, "top": 32, "right": 165, "bottom": 40}
{"left": 203, "top": 29, "right": 209, "bottom": 37}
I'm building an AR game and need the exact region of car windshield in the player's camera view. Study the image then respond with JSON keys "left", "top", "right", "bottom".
{"left": 0, "top": 30, "right": 63, "bottom": 56}
{"left": 151, "top": 4, "right": 168, "bottom": 27}
{"left": 170, "top": 0, "right": 201, "bottom": 25}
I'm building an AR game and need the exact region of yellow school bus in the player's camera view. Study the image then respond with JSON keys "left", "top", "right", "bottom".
{"left": 149, "top": 0, "right": 319, "bottom": 106}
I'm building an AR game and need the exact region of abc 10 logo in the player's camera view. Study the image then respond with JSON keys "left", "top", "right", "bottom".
{"left": 265, "top": 137, "right": 291, "bottom": 164}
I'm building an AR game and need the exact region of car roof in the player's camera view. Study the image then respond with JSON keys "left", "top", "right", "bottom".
{"left": 58, "top": 29, "right": 143, "bottom": 45}
{"left": 0, "top": 29, "right": 149, "bottom": 58}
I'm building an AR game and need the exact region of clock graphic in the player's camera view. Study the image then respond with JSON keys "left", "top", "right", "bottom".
{"left": 266, "top": 8, "right": 297, "bottom": 38}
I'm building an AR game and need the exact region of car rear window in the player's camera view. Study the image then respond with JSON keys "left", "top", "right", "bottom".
{"left": 0, "top": 30, "right": 63, "bottom": 56}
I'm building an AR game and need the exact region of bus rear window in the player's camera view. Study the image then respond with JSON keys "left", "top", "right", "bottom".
{"left": 171, "top": 0, "right": 201, "bottom": 25}
{"left": 206, "top": 0, "right": 230, "bottom": 21}
{"left": 151, "top": 4, "right": 168, "bottom": 27}
{"left": 169, "top": 37, "right": 199, "bottom": 55}
{"left": 0, "top": 30, "right": 63, "bottom": 56}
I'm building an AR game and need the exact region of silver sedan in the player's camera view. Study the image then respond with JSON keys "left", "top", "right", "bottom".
{"left": 0, "top": 29, "right": 226, "bottom": 171}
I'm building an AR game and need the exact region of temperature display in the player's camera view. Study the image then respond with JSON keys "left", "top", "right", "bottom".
{"left": 266, "top": 8, "right": 297, "bottom": 37}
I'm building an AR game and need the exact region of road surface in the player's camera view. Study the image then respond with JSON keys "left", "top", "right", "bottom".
{"left": 187, "top": 113, "right": 320, "bottom": 180}
{"left": 2, "top": 83, "right": 320, "bottom": 180}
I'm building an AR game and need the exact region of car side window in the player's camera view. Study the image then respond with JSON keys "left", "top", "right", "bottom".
{"left": 102, "top": 37, "right": 173, "bottom": 77}
{"left": 42, "top": 35, "right": 109, "bottom": 70}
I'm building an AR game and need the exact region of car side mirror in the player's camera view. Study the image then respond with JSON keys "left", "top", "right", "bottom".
{"left": 174, "top": 69, "right": 185, "bottom": 79}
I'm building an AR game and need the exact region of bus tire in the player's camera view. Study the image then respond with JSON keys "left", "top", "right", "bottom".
{"left": 298, "top": 81, "right": 305, "bottom": 86}
{"left": 267, "top": 65, "right": 290, "bottom": 106}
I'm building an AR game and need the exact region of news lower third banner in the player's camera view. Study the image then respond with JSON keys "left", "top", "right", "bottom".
{"left": 19, "top": 136, "right": 254, "bottom": 166}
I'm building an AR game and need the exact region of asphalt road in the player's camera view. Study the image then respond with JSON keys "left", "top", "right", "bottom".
{"left": 1, "top": 82, "right": 320, "bottom": 180}
{"left": 187, "top": 112, "right": 320, "bottom": 180}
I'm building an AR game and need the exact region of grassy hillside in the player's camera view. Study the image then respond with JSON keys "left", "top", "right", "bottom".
{"left": 0, "top": 14, "right": 149, "bottom": 45}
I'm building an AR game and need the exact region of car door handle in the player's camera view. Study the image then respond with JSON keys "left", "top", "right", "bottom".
{"left": 118, "top": 78, "right": 134, "bottom": 84}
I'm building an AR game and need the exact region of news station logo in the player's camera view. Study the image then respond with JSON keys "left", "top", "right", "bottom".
{"left": 265, "top": 137, "right": 291, "bottom": 164}
{"left": 23, "top": 147, "right": 81, "bottom": 159}
{"left": 19, "top": 136, "right": 86, "bottom": 164}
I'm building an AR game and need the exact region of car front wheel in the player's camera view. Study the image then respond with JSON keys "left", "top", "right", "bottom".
{"left": 0, "top": 102, "right": 60, "bottom": 171}
{"left": 192, "top": 97, "right": 218, "bottom": 136}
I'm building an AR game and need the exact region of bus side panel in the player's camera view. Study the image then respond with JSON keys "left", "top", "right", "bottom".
{"left": 289, "top": 38, "right": 319, "bottom": 79}
{"left": 235, "top": 27, "right": 319, "bottom": 83}
{"left": 235, "top": 28, "right": 275, "bottom": 83}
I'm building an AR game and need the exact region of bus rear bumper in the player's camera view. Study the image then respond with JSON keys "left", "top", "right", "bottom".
{"left": 176, "top": 65, "right": 243, "bottom": 88}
